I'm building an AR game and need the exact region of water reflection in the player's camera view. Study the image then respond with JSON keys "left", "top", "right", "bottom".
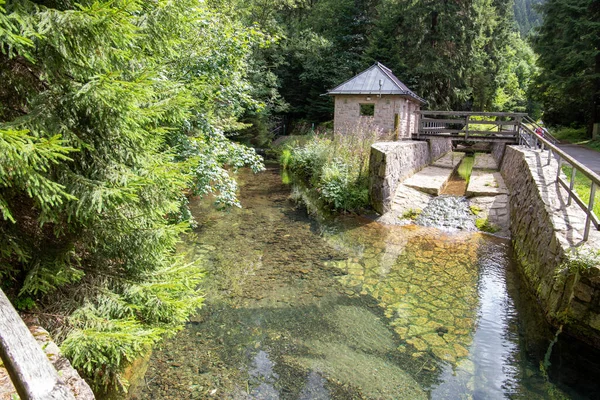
{"left": 135, "top": 166, "right": 599, "bottom": 400}
{"left": 248, "top": 351, "right": 279, "bottom": 399}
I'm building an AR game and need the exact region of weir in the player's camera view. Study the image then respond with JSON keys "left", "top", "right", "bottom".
{"left": 369, "top": 114, "right": 600, "bottom": 347}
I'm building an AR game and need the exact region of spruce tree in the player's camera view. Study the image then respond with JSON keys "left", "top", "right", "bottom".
{"left": 0, "top": 0, "right": 263, "bottom": 391}
{"left": 532, "top": 0, "right": 600, "bottom": 134}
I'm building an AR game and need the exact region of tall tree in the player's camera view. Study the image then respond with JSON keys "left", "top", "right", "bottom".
{"left": 366, "top": 0, "right": 535, "bottom": 113}
{"left": 513, "top": 0, "right": 544, "bottom": 37}
{"left": 532, "top": 0, "right": 600, "bottom": 135}
{"left": 0, "top": 0, "right": 263, "bottom": 390}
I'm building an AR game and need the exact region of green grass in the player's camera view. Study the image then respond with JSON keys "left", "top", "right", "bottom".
{"left": 457, "top": 155, "right": 475, "bottom": 182}
{"left": 551, "top": 127, "right": 600, "bottom": 152}
{"left": 561, "top": 165, "right": 600, "bottom": 218}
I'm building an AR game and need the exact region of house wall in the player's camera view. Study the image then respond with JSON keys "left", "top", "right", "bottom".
{"left": 333, "top": 95, "right": 420, "bottom": 138}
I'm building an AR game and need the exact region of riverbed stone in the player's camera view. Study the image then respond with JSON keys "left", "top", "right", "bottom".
{"left": 453, "top": 343, "right": 470, "bottom": 358}
{"left": 407, "top": 338, "right": 429, "bottom": 352}
{"left": 432, "top": 347, "right": 456, "bottom": 364}
{"left": 422, "top": 333, "right": 447, "bottom": 348}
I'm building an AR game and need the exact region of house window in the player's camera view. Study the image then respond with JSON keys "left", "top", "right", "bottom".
{"left": 360, "top": 103, "right": 375, "bottom": 116}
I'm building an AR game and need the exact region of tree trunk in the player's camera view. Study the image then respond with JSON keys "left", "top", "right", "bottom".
{"left": 592, "top": 51, "right": 600, "bottom": 139}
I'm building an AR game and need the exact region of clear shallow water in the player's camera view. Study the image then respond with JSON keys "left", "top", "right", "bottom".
{"left": 134, "top": 165, "right": 600, "bottom": 400}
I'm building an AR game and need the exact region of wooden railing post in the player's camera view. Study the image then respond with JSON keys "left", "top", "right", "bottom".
{"left": 0, "top": 290, "right": 76, "bottom": 400}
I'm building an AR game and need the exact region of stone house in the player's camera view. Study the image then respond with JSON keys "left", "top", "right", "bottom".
{"left": 326, "top": 62, "right": 426, "bottom": 138}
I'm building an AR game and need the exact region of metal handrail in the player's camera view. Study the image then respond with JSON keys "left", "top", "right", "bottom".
{"left": 518, "top": 123, "right": 600, "bottom": 242}
{"left": 522, "top": 115, "right": 559, "bottom": 145}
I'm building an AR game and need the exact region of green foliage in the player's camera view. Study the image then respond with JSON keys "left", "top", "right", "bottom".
{"left": 283, "top": 123, "right": 387, "bottom": 212}
{"left": 532, "top": 0, "right": 600, "bottom": 133}
{"left": 0, "top": 0, "right": 263, "bottom": 392}
{"left": 0, "top": 129, "right": 76, "bottom": 223}
{"left": 319, "top": 160, "right": 369, "bottom": 211}
{"left": 513, "top": 0, "right": 544, "bottom": 37}
{"left": 279, "top": 148, "right": 292, "bottom": 169}
{"left": 287, "top": 139, "right": 330, "bottom": 182}
{"left": 476, "top": 218, "right": 500, "bottom": 233}
{"left": 365, "top": 0, "right": 538, "bottom": 113}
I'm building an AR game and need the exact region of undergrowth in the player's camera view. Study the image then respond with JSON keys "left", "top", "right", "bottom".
{"left": 552, "top": 127, "right": 600, "bottom": 152}
{"left": 280, "top": 122, "right": 391, "bottom": 212}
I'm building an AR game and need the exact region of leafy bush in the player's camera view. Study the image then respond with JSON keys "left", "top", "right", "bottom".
{"left": 318, "top": 160, "right": 368, "bottom": 211}
{"left": 288, "top": 138, "right": 330, "bottom": 182}
{"left": 282, "top": 122, "right": 389, "bottom": 212}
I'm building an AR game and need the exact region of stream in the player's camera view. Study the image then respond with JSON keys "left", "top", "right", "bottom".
{"left": 133, "top": 165, "right": 600, "bottom": 399}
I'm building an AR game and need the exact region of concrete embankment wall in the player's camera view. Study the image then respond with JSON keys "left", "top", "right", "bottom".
{"left": 501, "top": 146, "right": 600, "bottom": 346}
{"left": 369, "top": 139, "right": 452, "bottom": 214}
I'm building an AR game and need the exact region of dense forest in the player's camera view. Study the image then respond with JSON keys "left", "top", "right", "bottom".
{"left": 514, "top": 0, "right": 544, "bottom": 37}
{"left": 0, "top": 0, "right": 598, "bottom": 393}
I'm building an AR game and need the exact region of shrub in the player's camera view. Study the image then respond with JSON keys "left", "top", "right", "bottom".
{"left": 288, "top": 139, "right": 330, "bottom": 182}
{"left": 282, "top": 121, "right": 389, "bottom": 212}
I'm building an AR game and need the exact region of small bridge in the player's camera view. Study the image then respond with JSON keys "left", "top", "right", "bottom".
{"left": 413, "top": 111, "right": 555, "bottom": 144}
{"left": 409, "top": 110, "right": 598, "bottom": 240}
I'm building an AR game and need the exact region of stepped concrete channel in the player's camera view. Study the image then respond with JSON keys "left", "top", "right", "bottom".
{"left": 369, "top": 139, "right": 600, "bottom": 348}
{"left": 373, "top": 145, "right": 510, "bottom": 237}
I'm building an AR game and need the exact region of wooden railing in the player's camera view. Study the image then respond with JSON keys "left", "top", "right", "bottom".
{"left": 414, "top": 110, "right": 598, "bottom": 241}
{"left": 518, "top": 124, "right": 600, "bottom": 242}
{"left": 0, "top": 289, "right": 75, "bottom": 400}
{"left": 415, "top": 111, "right": 528, "bottom": 142}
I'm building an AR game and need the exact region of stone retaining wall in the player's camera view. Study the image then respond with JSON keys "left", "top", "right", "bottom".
{"left": 491, "top": 142, "right": 506, "bottom": 166}
{"left": 501, "top": 146, "right": 600, "bottom": 347}
{"left": 0, "top": 325, "right": 95, "bottom": 400}
{"left": 369, "top": 139, "right": 452, "bottom": 214}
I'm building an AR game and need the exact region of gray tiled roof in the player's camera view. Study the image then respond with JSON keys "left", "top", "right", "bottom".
{"left": 326, "top": 62, "right": 426, "bottom": 104}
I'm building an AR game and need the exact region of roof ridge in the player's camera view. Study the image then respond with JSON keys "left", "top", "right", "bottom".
{"left": 326, "top": 63, "right": 379, "bottom": 94}
{"left": 325, "top": 62, "right": 426, "bottom": 104}
{"left": 375, "top": 62, "right": 405, "bottom": 92}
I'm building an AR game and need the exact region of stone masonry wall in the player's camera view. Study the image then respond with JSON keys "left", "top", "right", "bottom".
{"left": 369, "top": 139, "right": 452, "bottom": 214}
{"left": 334, "top": 95, "right": 420, "bottom": 138}
{"left": 429, "top": 138, "right": 453, "bottom": 162}
{"left": 501, "top": 146, "right": 600, "bottom": 347}
{"left": 491, "top": 142, "right": 506, "bottom": 166}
